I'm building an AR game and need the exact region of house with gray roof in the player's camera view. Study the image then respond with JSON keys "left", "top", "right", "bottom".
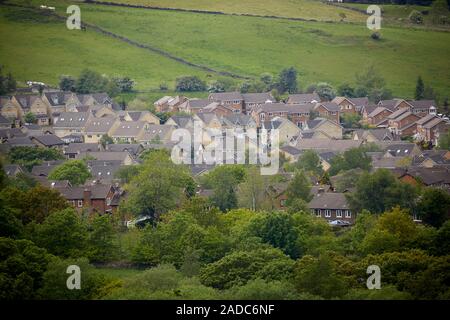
{"left": 84, "top": 116, "right": 120, "bottom": 143}
{"left": 308, "top": 192, "right": 354, "bottom": 223}
{"left": 138, "top": 124, "right": 176, "bottom": 145}
{"left": 286, "top": 93, "right": 320, "bottom": 105}
{"left": 53, "top": 112, "right": 91, "bottom": 137}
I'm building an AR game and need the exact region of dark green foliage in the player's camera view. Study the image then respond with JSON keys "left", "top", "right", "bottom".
{"left": 199, "top": 248, "right": 295, "bottom": 289}
{"left": 38, "top": 258, "right": 114, "bottom": 300}
{"left": 0, "top": 237, "right": 52, "bottom": 300}
{"left": 75, "top": 69, "right": 109, "bottom": 94}
{"left": 347, "top": 169, "right": 417, "bottom": 214}
{"left": 276, "top": 67, "right": 298, "bottom": 94}
{"left": 48, "top": 160, "right": 91, "bottom": 186}
{"left": 286, "top": 170, "right": 312, "bottom": 205}
{"left": 246, "top": 211, "right": 301, "bottom": 258}
{"left": 34, "top": 208, "right": 88, "bottom": 258}
{"left": 328, "top": 147, "right": 371, "bottom": 176}
{"left": 0, "top": 66, "right": 16, "bottom": 95}
{"left": 175, "top": 76, "right": 206, "bottom": 92}
{"left": 59, "top": 75, "right": 76, "bottom": 91}
{"left": 88, "top": 215, "right": 118, "bottom": 263}
{"left": 8, "top": 146, "right": 64, "bottom": 171}
{"left": 417, "top": 188, "right": 450, "bottom": 228}
{"left": 415, "top": 76, "right": 425, "bottom": 100}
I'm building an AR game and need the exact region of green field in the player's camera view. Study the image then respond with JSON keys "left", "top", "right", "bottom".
{"left": 1, "top": 0, "right": 450, "bottom": 98}
{"left": 94, "top": 0, "right": 367, "bottom": 22}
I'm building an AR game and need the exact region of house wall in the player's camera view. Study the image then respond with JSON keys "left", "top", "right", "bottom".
{"left": 311, "top": 208, "right": 354, "bottom": 223}
{"left": 315, "top": 105, "right": 340, "bottom": 124}
{"left": 316, "top": 121, "right": 342, "bottom": 139}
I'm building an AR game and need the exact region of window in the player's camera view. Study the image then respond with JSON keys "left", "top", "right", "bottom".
{"left": 345, "top": 210, "right": 351, "bottom": 218}
{"left": 316, "top": 209, "right": 321, "bottom": 217}
{"left": 325, "top": 210, "right": 331, "bottom": 218}
{"left": 77, "top": 200, "right": 83, "bottom": 207}
{"left": 71, "top": 200, "right": 76, "bottom": 206}
{"left": 336, "top": 210, "right": 342, "bottom": 218}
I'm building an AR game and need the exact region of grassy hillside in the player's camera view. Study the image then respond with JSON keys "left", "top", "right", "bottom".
{"left": 78, "top": 2, "right": 450, "bottom": 98}
{"left": 92, "top": 0, "right": 367, "bottom": 22}
{"left": 1, "top": 1, "right": 449, "bottom": 99}
{"left": 0, "top": 6, "right": 218, "bottom": 90}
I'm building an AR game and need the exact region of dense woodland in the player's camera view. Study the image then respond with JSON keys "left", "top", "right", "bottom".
{"left": 1, "top": 147, "right": 450, "bottom": 300}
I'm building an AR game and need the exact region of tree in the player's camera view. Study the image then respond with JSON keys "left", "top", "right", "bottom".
{"left": 59, "top": 75, "right": 76, "bottom": 91}
{"left": 35, "top": 208, "right": 88, "bottom": 258}
{"left": 341, "top": 113, "right": 362, "bottom": 129}
{"left": 409, "top": 10, "right": 424, "bottom": 24}
{"left": 294, "top": 255, "right": 348, "bottom": 299}
{"left": 8, "top": 146, "right": 64, "bottom": 171}
{"left": 114, "top": 165, "right": 141, "bottom": 184}
{"left": 286, "top": 170, "right": 312, "bottom": 205}
{"left": 276, "top": 67, "right": 298, "bottom": 94}
{"left": 0, "top": 197, "right": 22, "bottom": 238}
{"left": 328, "top": 147, "right": 371, "bottom": 176}
{"left": 417, "top": 188, "right": 450, "bottom": 228}
{"left": 337, "top": 83, "right": 355, "bottom": 97}
{"left": 347, "top": 169, "right": 418, "bottom": 214}
{"left": 432, "top": 220, "right": 450, "bottom": 256}
{"left": 315, "top": 82, "right": 336, "bottom": 101}
{"left": 202, "top": 165, "right": 246, "bottom": 212}
{"left": 0, "top": 66, "right": 16, "bottom": 95}
{"left": 122, "top": 151, "right": 194, "bottom": 219}
{"left": 38, "top": 257, "right": 113, "bottom": 299}
{"left": 23, "top": 112, "right": 36, "bottom": 124}
{"left": 88, "top": 215, "right": 118, "bottom": 262}
{"left": 99, "top": 134, "right": 114, "bottom": 148}
{"left": 175, "top": 76, "right": 206, "bottom": 92}
{"left": 238, "top": 166, "right": 270, "bottom": 211}
{"left": 113, "top": 77, "right": 134, "bottom": 93}
{"left": 246, "top": 211, "right": 301, "bottom": 258}
{"left": 224, "top": 278, "right": 299, "bottom": 300}
{"left": 48, "top": 160, "right": 91, "bottom": 186}
{"left": 199, "top": 248, "right": 295, "bottom": 289}
{"left": 75, "top": 69, "right": 109, "bottom": 94}
{"left": 0, "top": 237, "right": 52, "bottom": 300}
{"left": 294, "top": 150, "right": 323, "bottom": 177}
{"left": 438, "top": 130, "right": 450, "bottom": 150}
{"left": 431, "top": 0, "right": 450, "bottom": 24}
{"left": 415, "top": 76, "right": 425, "bottom": 100}
{"left": 355, "top": 66, "right": 392, "bottom": 103}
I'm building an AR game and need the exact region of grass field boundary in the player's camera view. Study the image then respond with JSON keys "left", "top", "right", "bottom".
{"left": 1, "top": 2, "right": 252, "bottom": 80}
{"left": 85, "top": 0, "right": 357, "bottom": 24}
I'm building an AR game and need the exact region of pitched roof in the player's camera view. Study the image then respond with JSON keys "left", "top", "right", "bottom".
{"left": 407, "top": 100, "right": 436, "bottom": 109}
{"left": 221, "top": 114, "right": 254, "bottom": 126}
{"left": 65, "top": 143, "right": 100, "bottom": 154}
{"left": 209, "top": 92, "right": 243, "bottom": 101}
{"left": 280, "top": 145, "right": 302, "bottom": 156}
{"left": 76, "top": 151, "right": 132, "bottom": 163}
{"left": 317, "top": 102, "right": 340, "bottom": 112}
{"left": 388, "top": 108, "right": 409, "bottom": 120}
{"left": 385, "top": 143, "right": 417, "bottom": 157}
{"left": 105, "top": 144, "right": 141, "bottom": 156}
{"left": 287, "top": 93, "right": 320, "bottom": 104}
{"left": 0, "top": 114, "right": 10, "bottom": 124}
{"left": 167, "top": 115, "right": 194, "bottom": 128}
{"left": 416, "top": 114, "right": 437, "bottom": 126}
{"left": 111, "top": 121, "right": 146, "bottom": 138}
{"left": 405, "top": 167, "right": 450, "bottom": 185}
{"left": 295, "top": 139, "right": 362, "bottom": 152}
{"left": 44, "top": 92, "right": 66, "bottom": 106}
{"left": 378, "top": 99, "right": 409, "bottom": 111}
{"left": 84, "top": 116, "right": 117, "bottom": 133}
{"left": 56, "top": 184, "right": 113, "bottom": 200}
{"left": 139, "top": 124, "right": 176, "bottom": 142}
{"left": 242, "top": 92, "right": 275, "bottom": 104}
{"left": 349, "top": 97, "right": 369, "bottom": 107}
{"left": 31, "top": 134, "right": 64, "bottom": 147}
{"left": 308, "top": 192, "right": 350, "bottom": 210}
{"left": 423, "top": 117, "right": 447, "bottom": 129}
{"left": 54, "top": 112, "right": 90, "bottom": 128}
{"left": 255, "top": 102, "right": 315, "bottom": 114}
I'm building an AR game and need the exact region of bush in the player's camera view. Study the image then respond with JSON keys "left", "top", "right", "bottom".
{"left": 175, "top": 76, "right": 206, "bottom": 92}
{"left": 371, "top": 32, "right": 381, "bottom": 40}
{"left": 409, "top": 10, "right": 424, "bottom": 24}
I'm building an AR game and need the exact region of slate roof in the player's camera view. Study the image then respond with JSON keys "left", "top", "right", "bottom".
{"left": 317, "top": 102, "right": 340, "bottom": 112}
{"left": 295, "top": 139, "right": 362, "bottom": 152}
{"left": 287, "top": 93, "right": 320, "bottom": 104}
{"left": 105, "top": 144, "right": 141, "bottom": 156}
{"left": 111, "top": 121, "right": 146, "bottom": 138}
{"left": 385, "top": 143, "right": 417, "bottom": 157}
{"left": 31, "top": 134, "right": 65, "bottom": 147}
{"left": 65, "top": 143, "right": 100, "bottom": 154}
{"left": 84, "top": 116, "right": 117, "bottom": 133}
{"left": 308, "top": 192, "right": 350, "bottom": 210}
{"left": 209, "top": 92, "right": 243, "bottom": 101}
{"left": 139, "top": 124, "right": 176, "bottom": 142}
{"left": 242, "top": 92, "right": 275, "bottom": 104}
{"left": 255, "top": 103, "right": 315, "bottom": 114}
{"left": 54, "top": 112, "right": 90, "bottom": 128}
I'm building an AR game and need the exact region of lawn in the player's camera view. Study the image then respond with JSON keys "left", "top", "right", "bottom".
{"left": 0, "top": 5, "right": 214, "bottom": 90}
{"left": 76, "top": 2, "right": 450, "bottom": 98}
{"left": 92, "top": 0, "right": 367, "bottom": 22}
{"left": 1, "top": 1, "right": 450, "bottom": 99}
